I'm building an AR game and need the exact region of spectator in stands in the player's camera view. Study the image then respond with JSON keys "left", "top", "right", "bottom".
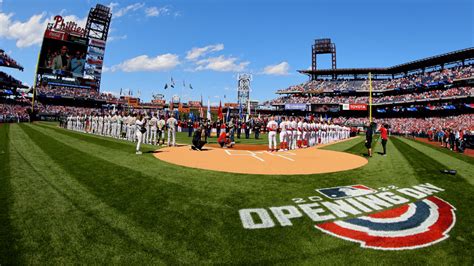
{"left": 70, "top": 51, "right": 85, "bottom": 77}
{"left": 52, "top": 46, "right": 70, "bottom": 73}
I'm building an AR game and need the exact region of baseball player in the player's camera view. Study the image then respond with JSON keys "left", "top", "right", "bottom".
{"left": 157, "top": 115, "right": 166, "bottom": 145}
{"left": 286, "top": 117, "right": 293, "bottom": 150}
{"left": 149, "top": 113, "right": 158, "bottom": 145}
{"left": 266, "top": 116, "right": 278, "bottom": 152}
{"left": 135, "top": 114, "right": 146, "bottom": 154}
{"left": 279, "top": 117, "right": 288, "bottom": 151}
{"left": 291, "top": 117, "right": 298, "bottom": 150}
{"left": 167, "top": 114, "right": 177, "bottom": 146}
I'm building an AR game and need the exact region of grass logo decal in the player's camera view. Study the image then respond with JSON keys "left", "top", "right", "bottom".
{"left": 239, "top": 183, "right": 456, "bottom": 250}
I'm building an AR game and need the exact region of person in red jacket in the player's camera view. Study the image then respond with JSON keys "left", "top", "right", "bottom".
{"left": 379, "top": 124, "right": 389, "bottom": 156}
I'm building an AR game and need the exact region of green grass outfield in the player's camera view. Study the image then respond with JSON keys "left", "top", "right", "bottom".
{"left": 1, "top": 122, "right": 473, "bottom": 264}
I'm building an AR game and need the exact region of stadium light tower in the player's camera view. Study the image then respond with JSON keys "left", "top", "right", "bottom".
{"left": 237, "top": 73, "right": 252, "bottom": 106}
{"left": 312, "top": 38, "right": 337, "bottom": 79}
{"left": 85, "top": 4, "right": 112, "bottom": 41}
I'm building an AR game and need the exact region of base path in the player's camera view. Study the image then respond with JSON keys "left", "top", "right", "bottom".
{"left": 153, "top": 145, "right": 368, "bottom": 175}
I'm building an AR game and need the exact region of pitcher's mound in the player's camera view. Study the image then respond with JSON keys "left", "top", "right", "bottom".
{"left": 154, "top": 145, "right": 367, "bottom": 175}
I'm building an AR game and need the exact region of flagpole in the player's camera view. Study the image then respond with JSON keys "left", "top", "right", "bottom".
{"left": 369, "top": 72, "right": 373, "bottom": 123}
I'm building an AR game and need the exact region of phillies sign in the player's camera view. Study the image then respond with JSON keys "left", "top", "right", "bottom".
{"left": 51, "top": 15, "right": 86, "bottom": 36}
{"left": 239, "top": 183, "right": 456, "bottom": 250}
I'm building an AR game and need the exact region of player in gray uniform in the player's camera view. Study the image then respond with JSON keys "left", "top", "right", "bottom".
{"left": 143, "top": 113, "right": 151, "bottom": 144}
{"left": 110, "top": 113, "right": 117, "bottom": 138}
{"left": 98, "top": 115, "right": 104, "bottom": 135}
{"left": 116, "top": 113, "right": 123, "bottom": 139}
{"left": 149, "top": 113, "right": 158, "bottom": 145}
{"left": 157, "top": 116, "right": 166, "bottom": 145}
{"left": 135, "top": 114, "right": 146, "bottom": 154}
{"left": 167, "top": 114, "right": 178, "bottom": 146}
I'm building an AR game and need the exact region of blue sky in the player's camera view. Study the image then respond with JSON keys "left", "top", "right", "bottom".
{"left": 0, "top": 0, "right": 472, "bottom": 104}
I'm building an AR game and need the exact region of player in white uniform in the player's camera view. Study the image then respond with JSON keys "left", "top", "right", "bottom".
{"left": 309, "top": 120, "right": 315, "bottom": 147}
{"left": 302, "top": 119, "right": 309, "bottom": 148}
{"left": 286, "top": 117, "right": 293, "bottom": 150}
{"left": 266, "top": 116, "right": 278, "bottom": 152}
{"left": 167, "top": 114, "right": 177, "bottom": 146}
{"left": 279, "top": 117, "right": 288, "bottom": 151}
{"left": 296, "top": 118, "right": 303, "bottom": 149}
{"left": 291, "top": 118, "right": 298, "bottom": 150}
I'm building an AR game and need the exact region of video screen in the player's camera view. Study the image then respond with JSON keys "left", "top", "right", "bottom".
{"left": 38, "top": 33, "right": 95, "bottom": 81}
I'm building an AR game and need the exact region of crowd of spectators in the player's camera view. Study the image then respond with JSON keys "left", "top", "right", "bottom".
{"left": 36, "top": 85, "right": 119, "bottom": 101}
{"left": 268, "top": 87, "right": 473, "bottom": 105}
{"left": 277, "top": 65, "right": 473, "bottom": 94}
{"left": 0, "top": 71, "right": 26, "bottom": 87}
{"left": 0, "top": 103, "right": 31, "bottom": 122}
{"left": 331, "top": 114, "right": 474, "bottom": 135}
{"left": 0, "top": 101, "right": 102, "bottom": 123}
{"left": 0, "top": 50, "right": 24, "bottom": 70}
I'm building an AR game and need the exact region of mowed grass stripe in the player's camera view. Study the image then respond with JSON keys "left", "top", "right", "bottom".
{"left": 20, "top": 123, "right": 237, "bottom": 263}
{"left": 390, "top": 137, "right": 474, "bottom": 264}
{"left": 321, "top": 137, "right": 421, "bottom": 189}
{"left": 0, "top": 124, "right": 20, "bottom": 264}
{"left": 320, "top": 136, "right": 363, "bottom": 152}
{"left": 396, "top": 137, "right": 474, "bottom": 185}
{"left": 8, "top": 124, "right": 177, "bottom": 264}
{"left": 414, "top": 138, "right": 474, "bottom": 164}
{"left": 35, "top": 122, "right": 158, "bottom": 152}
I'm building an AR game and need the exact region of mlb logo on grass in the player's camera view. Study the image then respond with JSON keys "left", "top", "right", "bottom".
{"left": 317, "top": 185, "right": 376, "bottom": 199}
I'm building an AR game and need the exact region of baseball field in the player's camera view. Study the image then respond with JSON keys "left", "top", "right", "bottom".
{"left": 1, "top": 122, "right": 473, "bottom": 264}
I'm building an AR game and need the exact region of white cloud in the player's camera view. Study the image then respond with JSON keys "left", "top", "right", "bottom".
{"left": 108, "top": 34, "right": 127, "bottom": 42}
{"left": 195, "top": 55, "right": 249, "bottom": 72}
{"left": 145, "top": 6, "right": 170, "bottom": 17}
{"left": 114, "top": 3, "right": 145, "bottom": 18}
{"left": 112, "top": 54, "right": 180, "bottom": 72}
{"left": 0, "top": 12, "right": 87, "bottom": 48}
{"left": 262, "top": 61, "right": 290, "bottom": 75}
{"left": 186, "top": 44, "right": 224, "bottom": 61}
{"left": 107, "top": 2, "right": 119, "bottom": 13}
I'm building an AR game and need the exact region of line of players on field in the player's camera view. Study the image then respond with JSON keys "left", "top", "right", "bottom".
{"left": 63, "top": 112, "right": 352, "bottom": 153}
{"left": 265, "top": 116, "right": 351, "bottom": 151}
{"left": 64, "top": 112, "right": 178, "bottom": 149}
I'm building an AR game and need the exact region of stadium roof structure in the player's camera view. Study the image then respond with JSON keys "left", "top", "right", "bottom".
{"left": 0, "top": 49, "right": 24, "bottom": 71}
{"left": 299, "top": 47, "right": 474, "bottom": 79}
